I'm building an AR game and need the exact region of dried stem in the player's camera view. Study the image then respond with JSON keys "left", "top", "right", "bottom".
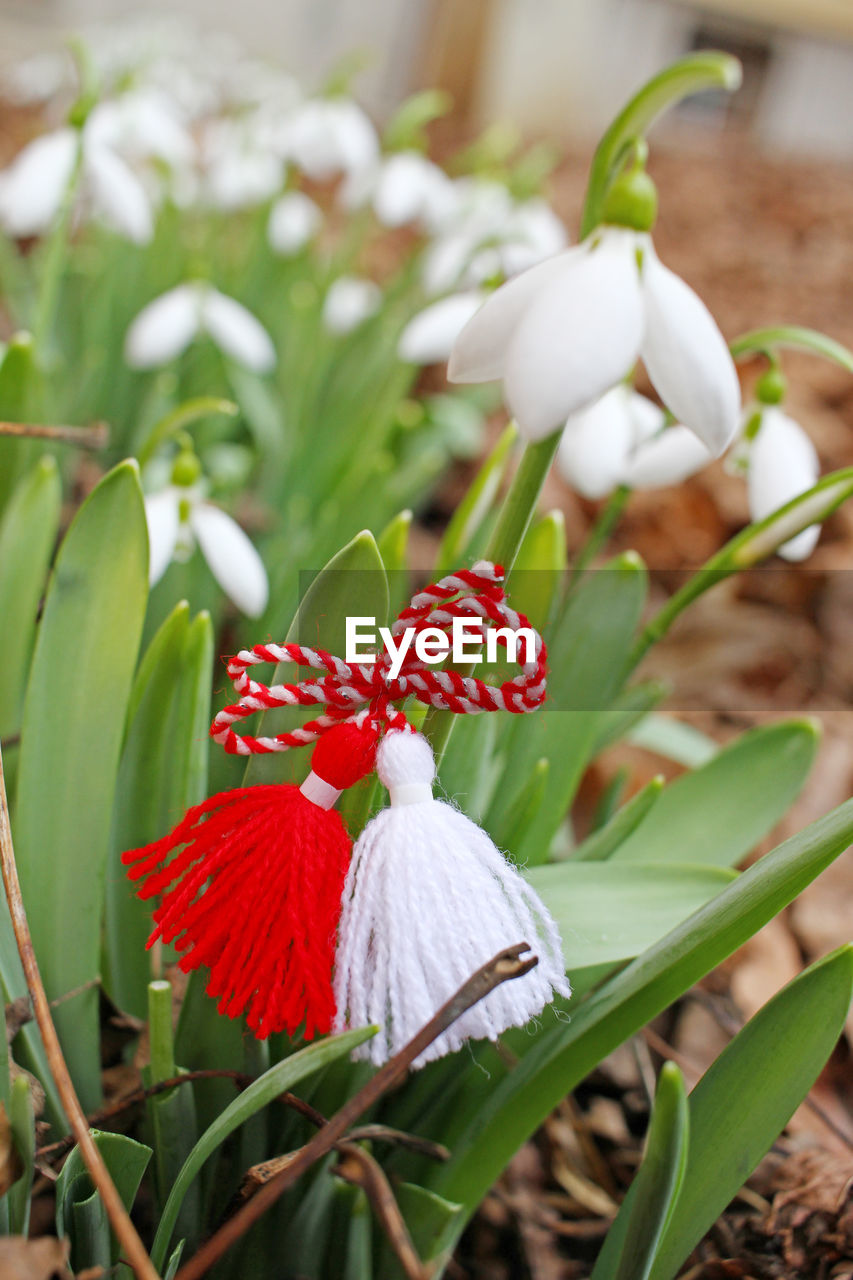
{"left": 0, "top": 745, "right": 160, "bottom": 1280}
{"left": 0, "top": 419, "right": 109, "bottom": 450}
{"left": 176, "top": 943, "right": 538, "bottom": 1280}
{"left": 334, "top": 1142, "right": 430, "bottom": 1280}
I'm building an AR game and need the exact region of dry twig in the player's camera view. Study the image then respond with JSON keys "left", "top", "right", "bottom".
{"left": 0, "top": 745, "right": 160, "bottom": 1280}
{"left": 175, "top": 942, "right": 538, "bottom": 1280}
{"left": 0, "top": 419, "right": 109, "bottom": 449}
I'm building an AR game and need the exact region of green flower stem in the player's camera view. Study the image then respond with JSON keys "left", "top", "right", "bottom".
{"left": 730, "top": 325, "right": 853, "bottom": 373}
{"left": 628, "top": 465, "right": 853, "bottom": 670}
{"left": 148, "top": 979, "right": 176, "bottom": 1086}
{"left": 425, "top": 427, "right": 561, "bottom": 761}
{"left": 580, "top": 52, "right": 742, "bottom": 237}
{"left": 571, "top": 484, "right": 631, "bottom": 582}
{"left": 32, "top": 135, "right": 84, "bottom": 356}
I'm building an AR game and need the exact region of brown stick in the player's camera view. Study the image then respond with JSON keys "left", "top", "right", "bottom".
{"left": 0, "top": 419, "right": 109, "bottom": 449}
{"left": 0, "top": 745, "right": 160, "bottom": 1280}
{"left": 176, "top": 943, "right": 537, "bottom": 1280}
{"left": 334, "top": 1142, "right": 430, "bottom": 1280}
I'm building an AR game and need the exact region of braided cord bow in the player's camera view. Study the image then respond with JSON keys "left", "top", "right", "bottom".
{"left": 211, "top": 561, "right": 547, "bottom": 756}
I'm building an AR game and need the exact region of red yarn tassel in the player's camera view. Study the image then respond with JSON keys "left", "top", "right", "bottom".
{"left": 122, "top": 722, "right": 376, "bottom": 1039}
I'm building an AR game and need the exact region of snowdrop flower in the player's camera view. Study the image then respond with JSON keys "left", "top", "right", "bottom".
{"left": 398, "top": 291, "right": 486, "bottom": 365}
{"left": 0, "top": 121, "right": 153, "bottom": 243}
{"left": 267, "top": 191, "right": 322, "bottom": 255}
{"left": 125, "top": 283, "right": 276, "bottom": 372}
{"left": 199, "top": 118, "right": 283, "bottom": 212}
{"left": 86, "top": 90, "right": 194, "bottom": 170}
{"left": 743, "top": 406, "right": 820, "bottom": 561}
{"left": 422, "top": 186, "right": 567, "bottom": 296}
{"left": 280, "top": 98, "right": 379, "bottom": 182}
{"left": 145, "top": 456, "right": 268, "bottom": 617}
{"left": 557, "top": 385, "right": 713, "bottom": 499}
{"left": 344, "top": 150, "right": 457, "bottom": 230}
{"left": 449, "top": 225, "right": 740, "bottom": 454}
{"left": 322, "top": 276, "right": 382, "bottom": 335}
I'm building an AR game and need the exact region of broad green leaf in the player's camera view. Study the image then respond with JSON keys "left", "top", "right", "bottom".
{"left": 493, "top": 758, "right": 549, "bottom": 864}
{"left": 511, "top": 510, "right": 567, "bottom": 632}
{"left": 150, "top": 1026, "right": 376, "bottom": 1269}
{"left": 650, "top": 947, "right": 853, "bottom": 1279}
{"left": 14, "top": 461, "right": 148, "bottom": 1108}
{"left": 591, "top": 1063, "right": 688, "bottom": 1280}
{"left": 104, "top": 603, "right": 212, "bottom": 1017}
{"left": 0, "top": 457, "right": 61, "bottom": 738}
{"left": 436, "top": 422, "right": 517, "bottom": 569}
{"left": 377, "top": 509, "right": 412, "bottom": 575}
{"left": 572, "top": 777, "right": 663, "bottom": 862}
{"left": 590, "top": 680, "right": 668, "bottom": 756}
{"left": 627, "top": 714, "right": 718, "bottom": 768}
{"left": 245, "top": 529, "right": 388, "bottom": 789}
{"left": 612, "top": 720, "right": 818, "bottom": 866}
{"left": 55, "top": 1130, "right": 151, "bottom": 1269}
{"left": 436, "top": 713, "right": 499, "bottom": 823}
{"left": 393, "top": 1183, "right": 463, "bottom": 1273}
{"left": 0, "top": 334, "right": 41, "bottom": 513}
{"left": 425, "top": 793, "right": 853, "bottom": 1253}
{"left": 488, "top": 554, "right": 647, "bottom": 860}
{"left": 527, "top": 862, "right": 735, "bottom": 969}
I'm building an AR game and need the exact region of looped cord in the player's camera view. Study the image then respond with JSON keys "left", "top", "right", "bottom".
{"left": 210, "top": 561, "right": 547, "bottom": 756}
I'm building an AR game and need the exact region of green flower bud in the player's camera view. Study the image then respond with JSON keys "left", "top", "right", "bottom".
{"left": 171, "top": 449, "right": 202, "bottom": 489}
{"left": 602, "top": 166, "right": 658, "bottom": 232}
{"left": 755, "top": 364, "right": 787, "bottom": 406}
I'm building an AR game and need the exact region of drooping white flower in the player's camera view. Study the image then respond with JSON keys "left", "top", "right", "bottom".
{"left": 280, "top": 98, "right": 379, "bottom": 182}
{"left": 557, "top": 385, "right": 712, "bottom": 499}
{"left": 267, "top": 191, "right": 322, "bottom": 255}
{"left": 144, "top": 485, "right": 269, "bottom": 617}
{"left": 449, "top": 227, "right": 740, "bottom": 454}
{"left": 322, "top": 276, "right": 382, "bottom": 335}
{"left": 86, "top": 90, "right": 194, "bottom": 170}
{"left": 421, "top": 181, "right": 567, "bottom": 295}
{"left": 199, "top": 117, "right": 283, "bottom": 211}
{"left": 357, "top": 150, "right": 457, "bottom": 230}
{"left": 745, "top": 407, "right": 820, "bottom": 561}
{"left": 125, "top": 283, "right": 276, "bottom": 372}
{"left": 398, "top": 291, "right": 486, "bottom": 365}
{"left": 0, "top": 118, "right": 154, "bottom": 243}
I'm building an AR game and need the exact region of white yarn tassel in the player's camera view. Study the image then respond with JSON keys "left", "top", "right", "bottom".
{"left": 333, "top": 730, "right": 571, "bottom": 1067}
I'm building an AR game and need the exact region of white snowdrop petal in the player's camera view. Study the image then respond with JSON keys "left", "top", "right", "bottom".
{"left": 267, "top": 190, "right": 322, "bottom": 254}
{"left": 373, "top": 151, "right": 447, "bottom": 228}
{"left": 747, "top": 408, "right": 821, "bottom": 561}
{"left": 624, "top": 424, "right": 714, "bottom": 490}
{"left": 398, "top": 291, "right": 485, "bottom": 365}
{"left": 201, "top": 289, "right": 276, "bottom": 372}
{"left": 144, "top": 489, "right": 181, "bottom": 585}
{"left": 85, "top": 145, "right": 154, "bottom": 244}
{"left": 641, "top": 250, "right": 740, "bottom": 455}
{"left": 626, "top": 391, "right": 667, "bottom": 444}
{"left": 0, "top": 128, "right": 77, "bottom": 237}
{"left": 322, "top": 276, "right": 382, "bottom": 335}
{"left": 124, "top": 284, "right": 201, "bottom": 368}
{"left": 190, "top": 502, "right": 269, "bottom": 617}
{"left": 447, "top": 248, "right": 580, "bottom": 384}
{"left": 503, "top": 233, "right": 645, "bottom": 441}
{"left": 556, "top": 386, "right": 635, "bottom": 499}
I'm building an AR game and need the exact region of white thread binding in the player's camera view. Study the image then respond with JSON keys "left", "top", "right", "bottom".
{"left": 299, "top": 771, "right": 342, "bottom": 811}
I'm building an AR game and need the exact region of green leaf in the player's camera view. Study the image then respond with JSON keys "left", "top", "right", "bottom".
{"left": 611, "top": 720, "right": 818, "bottom": 867}
{"left": 385, "top": 1184, "right": 463, "bottom": 1278}
{"left": 425, "top": 793, "right": 853, "bottom": 1252}
{"left": 104, "top": 603, "right": 213, "bottom": 1017}
{"left": 730, "top": 326, "right": 853, "bottom": 374}
{"left": 55, "top": 1130, "right": 151, "bottom": 1270}
{"left": 590, "top": 681, "right": 668, "bottom": 756}
{"left": 0, "top": 334, "right": 41, "bottom": 513}
{"left": 492, "top": 758, "right": 549, "bottom": 864}
{"left": 572, "top": 777, "right": 664, "bottom": 862}
{"left": 244, "top": 529, "right": 388, "bottom": 789}
{"left": 377, "top": 509, "right": 412, "bottom": 575}
{"left": 511, "top": 510, "right": 567, "bottom": 632}
{"left": 488, "top": 554, "right": 647, "bottom": 860}
{"left": 650, "top": 947, "right": 853, "bottom": 1279}
{"left": 6, "top": 1075, "right": 35, "bottom": 1236}
{"left": 0, "top": 457, "right": 61, "bottom": 738}
{"left": 436, "top": 422, "right": 517, "bottom": 569}
{"left": 150, "top": 1026, "right": 376, "bottom": 1269}
{"left": 592, "top": 1063, "right": 689, "bottom": 1280}
{"left": 13, "top": 460, "right": 149, "bottom": 1108}
{"left": 527, "top": 862, "right": 735, "bottom": 969}
{"left": 627, "top": 714, "right": 718, "bottom": 768}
